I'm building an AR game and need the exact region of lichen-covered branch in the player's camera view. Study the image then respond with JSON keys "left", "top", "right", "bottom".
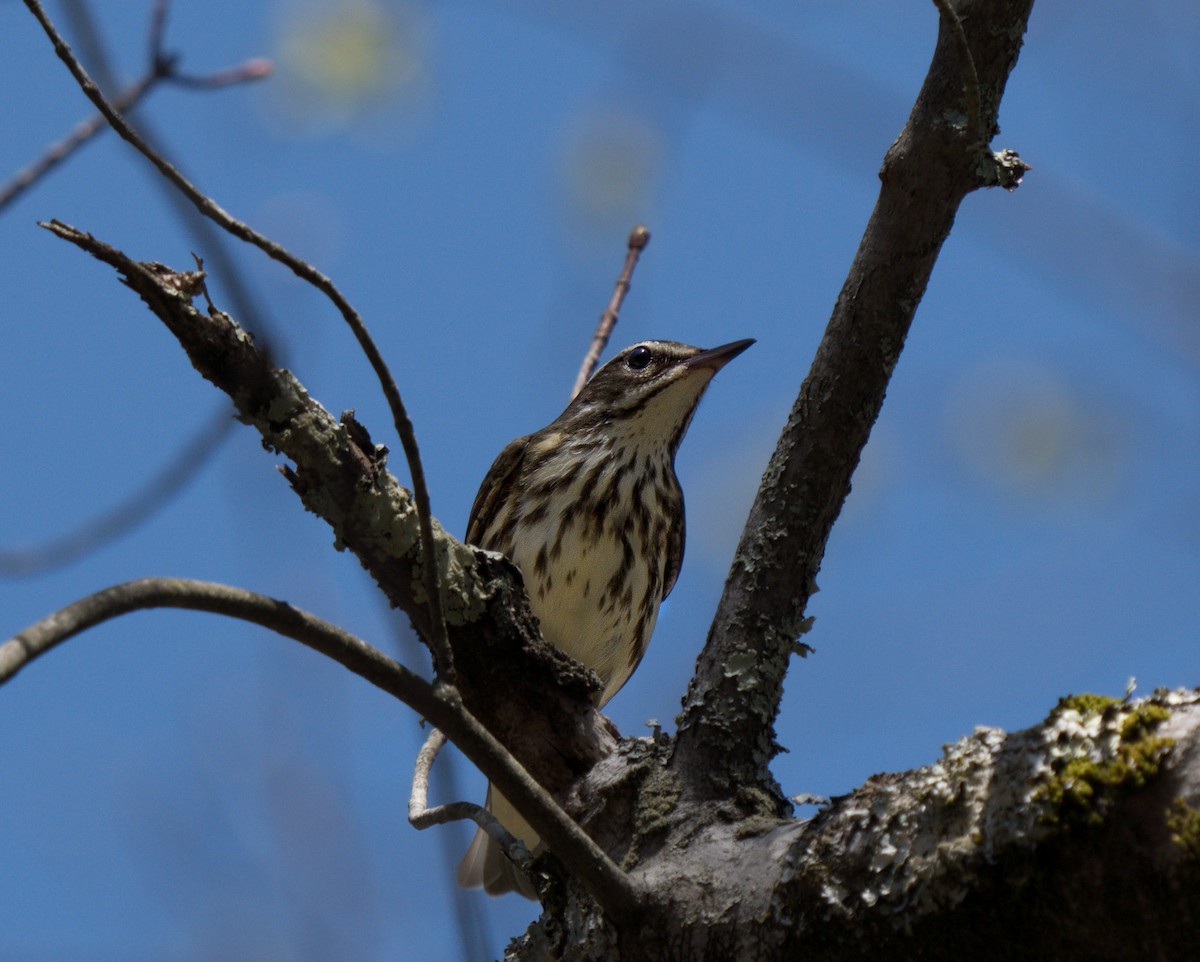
{"left": 513, "top": 690, "right": 1200, "bottom": 960}
{"left": 674, "top": 0, "right": 1036, "bottom": 800}
{"left": 38, "top": 220, "right": 615, "bottom": 813}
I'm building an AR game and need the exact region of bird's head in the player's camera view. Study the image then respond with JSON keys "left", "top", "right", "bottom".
{"left": 563, "top": 338, "right": 754, "bottom": 456}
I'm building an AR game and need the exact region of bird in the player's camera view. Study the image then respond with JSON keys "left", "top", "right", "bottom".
{"left": 457, "top": 337, "right": 754, "bottom": 898}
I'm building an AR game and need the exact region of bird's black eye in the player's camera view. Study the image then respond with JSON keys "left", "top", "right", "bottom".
{"left": 626, "top": 346, "right": 654, "bottom": 371}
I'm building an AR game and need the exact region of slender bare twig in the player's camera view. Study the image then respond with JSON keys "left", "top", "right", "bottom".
{"left": 570, "top": 225, "right": 651, "bottom": 399}
{"left": 0, "top": 578, "right": 640, "bottom": 920}
{"left": 20, "top": 0, "right": 452, "bottom": 682}
{"left": 409, "top": 728, "right": 451, "bottom": 823}
{"left": 931, "top": 0, "right": 983, "bottom": 144}
{"left": 171, "top": 59, "right": 274, "bottom": 90}
{"left": 384, "top": 611, "right": 492, "bottom": 959}
{"left": 0, "top": 15, "right": 268, "bottom": 213}
{"left": 0, "top": 578, "right": 404, "bottom": 690}
{"left": 0, "top": 408, "right": 234, "bottom": 577}
{"left": 60, "top": 0, "right": 124, "bottom": 98}
{"left": 146, "top": 0, "right": 170, "bottom": 66}
{"left": 2, "top": 72, "right": 153, "bottom": 212}
{"left": 408, "top": 729, "right": 529, "bottom": 865}
{"left": 0, "top": 5, "right": 270, "bottom": 574}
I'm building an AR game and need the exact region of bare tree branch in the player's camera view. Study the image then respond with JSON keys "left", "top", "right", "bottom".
{"left": 380, "top": 607, "right": 493, "bottom": 958}
{"left": 0, "top": 4, "right": 273, "bottom": 574}
{"left": 0, "top": 576, "right": 641, "bottom": 921}
{"left": 38, "top": 218, "right": 613, "bottom": 775}
{"left": 20, "top": 0, "right": 453, "bottom": 682}
{"left": 931, "top": 0, "right": 983, "bottom": 144}
{"left": 0, "top": 4, "right": 268, "bottom": 213}
{"left": 541, "top": 689, "right": 1200, "bottom": 961}
{"left": 18, "top": 3, "right": 1191, "bottom": 958}
{"left": 673, "top": 0, "right": 1035, "bottom": 801}
{"left": 30, "top": 221, "right": 647, "bottom": 922}
{"left": 408, "top": 728, "right": 532, "bottom": 878}
{"left": 571, "top": 224, "right": 651, "bottom": 399}
{"left": 0, "top": 577, "right": 406, "bottom": 689}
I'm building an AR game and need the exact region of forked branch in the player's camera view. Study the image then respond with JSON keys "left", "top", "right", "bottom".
{"left": 0, "top": 0, "right": 269, "bottom": 213}
{"left": 408, "top": 729, "right": 537, "bottom": 881}
{"left": 29, "top": 220, "right": 633, "bottom": 917}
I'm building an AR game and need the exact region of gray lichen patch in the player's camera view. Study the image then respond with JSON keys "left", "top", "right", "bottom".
{"left": 631, "top": 762, "right": 682, "bottom": 844}
{"left": 248, "top": 368, "right": 498, "bottom": 629}
{"left": 261, "top": 370, "right": 313, "bottom": 429}
{"left": 410, "top": 528, "right": 496, "bottom": 627}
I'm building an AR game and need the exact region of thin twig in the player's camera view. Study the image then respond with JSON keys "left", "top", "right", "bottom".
{"left": 570, "top": 224, "right": 651, "bottom": 399}
{"left": 409, "top": 727, "right": 450, "bottom": 823}
{"left": 147, "top": 0, "right": 170, "bottom": 67}
{"left": 0, "top": 408, "right": 234, "bottom": 577}
{"left": 1, "top": 72, "right": 154, "bottom": 212}
{"left": 0, "top": 17, "right": 267, "bottom": 213}
{"left": 384, "top": 610, "right": 492, "bottom": 959}
{"left": 408, "top": 727, "right": 530, "bottom": 872}
{"left": 171, "top": 59, "right": 273, "bottom": 90}
{"left": 20, "top": 0, "right": 452, "bottom": 682}
{"left": 931, "top": 0, "right": 984, "bottom": 143}
{"left": 0, "top": 4, "right": 271, "bottom": 573}
{"left": 0, "top": 578, "right": 641, "bottom": 921}
{"left": 60, "top": 0, "right": 121, "bottom": 92}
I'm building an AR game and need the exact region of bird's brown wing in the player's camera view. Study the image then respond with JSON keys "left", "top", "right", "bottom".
{"left": 661, "top": 494, "right": 684, "bottom": 601}
{"left": 466, "top": 434, "right": 530, "bottom": 548}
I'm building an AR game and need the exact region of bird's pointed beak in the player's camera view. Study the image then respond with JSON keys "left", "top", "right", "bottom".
{"left": 685, "top": 338, "right": 756, "bottom": 372}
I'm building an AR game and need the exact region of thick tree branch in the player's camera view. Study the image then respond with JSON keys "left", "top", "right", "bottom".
{"left": 674, "top": 0, "right": 1036, "bottom": 800}
{"left": 0, "top": 577, "right": 641, "bottom": 922}
{"left": 513, "top": 690, "right": 1200, "bottom": 960}
{"left": 37, "top": 220, "right": 616, "bottom": 790}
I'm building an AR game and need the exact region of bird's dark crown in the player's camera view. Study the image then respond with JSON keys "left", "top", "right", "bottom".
{"left": 528, "top": 338, "right": 753, "bottom": 458}
{"left": 567, "top": 338, "right": 753, "bottom": 419}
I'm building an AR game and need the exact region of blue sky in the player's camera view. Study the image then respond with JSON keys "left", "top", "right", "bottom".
{"left": 1, "top": 1, "right": 1197, "bottom": 958}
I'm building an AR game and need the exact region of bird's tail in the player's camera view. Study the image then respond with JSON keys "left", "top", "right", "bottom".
{"left": 457, "top": 784, "right": 539, "bottom": 899}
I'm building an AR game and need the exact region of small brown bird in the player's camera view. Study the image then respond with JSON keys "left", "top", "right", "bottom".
{"left": 457, "top": 337, "right": 754, "bottom": 897}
